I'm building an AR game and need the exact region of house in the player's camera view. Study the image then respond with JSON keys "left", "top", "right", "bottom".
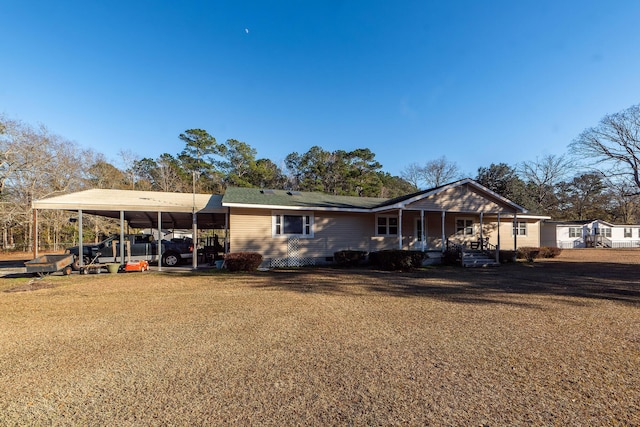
{"left": 221, "top": 179, "right": 549, "bottom": 267}
{"left": 541, "top": 219, "right": 640, "bottom": 249}
{"left": 31, "top": 178, "right": 550, "bottom": 268}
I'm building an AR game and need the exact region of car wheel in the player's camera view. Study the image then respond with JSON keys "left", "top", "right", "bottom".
{"left": 162, "top": 252, "right": 180, "bottom": 267}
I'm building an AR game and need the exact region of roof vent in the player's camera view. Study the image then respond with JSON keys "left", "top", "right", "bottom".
{"left": 261, "top": 189, "right": 275, "bottom": 195}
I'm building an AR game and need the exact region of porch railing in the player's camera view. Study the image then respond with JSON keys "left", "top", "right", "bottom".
{"left": 445, "top": 239, "right": 501, "bottom": 264}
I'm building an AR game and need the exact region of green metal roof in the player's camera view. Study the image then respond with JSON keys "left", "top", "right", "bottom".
{"left": 222, "top": 187, "right": 389, "bottom": 210}
{"left": 222, "top": 179, "right": 532, "bottom": 214}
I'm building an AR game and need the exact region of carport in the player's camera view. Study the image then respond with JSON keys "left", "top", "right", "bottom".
{"left": 31, "top": 189, "right": 229, "bottom": 271}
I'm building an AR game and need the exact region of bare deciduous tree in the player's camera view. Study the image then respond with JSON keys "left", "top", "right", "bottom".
{"left": 605, "top": 177, "right": 640, "bottom": 224}
{"left": 570, "top": 104, "right": 640, "bottom": 193}
{"left": 0, "top": 115, "right": 93, "bottom": 250}
{"left": 423, "top": 156, "right": 461, "bottom": 188}
{"left": 519, "top": 154, "right": 572, "bottom": 213}
{"left": 400, "top": 162, "right": 422, "bottom": 190}
{"left": 401, "top": 157, "right": 461, "bottom": 190}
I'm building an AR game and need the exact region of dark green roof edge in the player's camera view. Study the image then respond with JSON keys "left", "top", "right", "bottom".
{"left": 222, "top": 187, "right": 388, "bottom": 209}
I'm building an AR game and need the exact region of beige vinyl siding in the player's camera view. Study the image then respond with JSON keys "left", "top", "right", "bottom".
{"left": 305, "top": 211, "right": 395, "bottom": 256}
{"left": 486, "top": 219, "right": 541, "bottom": 250}
{"left": 315, "top": 212, "right": 372, "bottom": 253}
{"left": 228, "top": 208, "right": 287, "bottom": 258}
{"left": 229, "top": 208, "right": 400, "bottom": 261}
{"left": 405, "top": 184, "right": 512, "bottom": 213}
{"left": 229, "top": 206, "right": 542, "bottom": 259}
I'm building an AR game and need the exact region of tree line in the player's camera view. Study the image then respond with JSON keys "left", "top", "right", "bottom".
{"left": 2, "top": 103, "right": 640, "bottom": 251}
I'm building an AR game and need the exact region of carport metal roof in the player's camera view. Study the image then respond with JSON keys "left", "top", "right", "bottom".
{"left": 33, "top": 189, "right": 227, "bottom": 229}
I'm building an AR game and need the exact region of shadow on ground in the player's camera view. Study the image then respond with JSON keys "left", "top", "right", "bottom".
{"left": 250, "top": 261, "right": 640, "bottom": 306}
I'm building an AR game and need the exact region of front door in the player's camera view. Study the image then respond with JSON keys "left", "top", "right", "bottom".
{"left": 411, "top": 217, "right": 427, "bottom": 250}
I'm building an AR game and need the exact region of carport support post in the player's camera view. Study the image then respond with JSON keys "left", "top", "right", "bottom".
{"left": 78, "top": 209, "right": 84, "bottom": 267}
{"left": 157, "top": 211, "right": 162, "bottom": 272}
{"left": 192, "top": 211, "right": 198, "bottom": 270}
{"left": 33, "top": 208, "right": 38, "bottom": 259}
{"left": 120, "top": 211, "right": 125, "bottom": 265}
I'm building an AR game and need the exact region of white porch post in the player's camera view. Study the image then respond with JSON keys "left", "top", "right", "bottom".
{"left": 513, "top": 211, "right": 518, "bottom": 260}
{"left": 441, "top": 210, "right": 446, "bottom": 252}
{"left": 157, "top": 211, "right": 162, "bottom": 272}
{"left": 479, "top": 212, "right": 484, "bottom": 249}
{"left": 496, "top": 213, "right": 501, "bottom": 262}
{"left": 398, "top": 209, "right": 403, "bottom": 250}
{"left": 420, "top": 209, "right": 425, "bottom": 252}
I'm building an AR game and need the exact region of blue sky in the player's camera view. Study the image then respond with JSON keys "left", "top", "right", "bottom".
{"left": 2, "top": 1, "right": 640, "bottom": 178}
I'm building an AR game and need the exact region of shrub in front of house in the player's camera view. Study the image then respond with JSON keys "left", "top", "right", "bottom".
{"left": 538, "top": 246, "right": 562, "bottom": 258}
{"left": 224, "top": 252, "right": 263, "bottom": 272}
{"left": 517, "top": 247, "right": 540, "bottom": 262}
{"left": 333, "top": 250, "right": 368, "bottom": 267}
{"left": 441, "top": 248, "right": 461, "bottom": 266}
{"left": 368, "top": 250, "right": 425, "bottom": 271}
{"left": 498, "top": 250, "right": 517, "bottom": 263}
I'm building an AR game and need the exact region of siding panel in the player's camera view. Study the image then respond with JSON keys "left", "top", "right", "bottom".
{"left": 406, "top": 185, "right": 514, "bottom": 213}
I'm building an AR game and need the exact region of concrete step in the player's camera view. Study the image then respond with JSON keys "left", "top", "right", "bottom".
{"left": 461, "top": 251, "right": 500, "bottom": 267}
{"left": 462, "top": 258, "right": 500, "bottom": 267}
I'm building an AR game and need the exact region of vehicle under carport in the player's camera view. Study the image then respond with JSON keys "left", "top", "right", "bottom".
{"left": 31, "top": 189, "right": 229, "bottom": 271}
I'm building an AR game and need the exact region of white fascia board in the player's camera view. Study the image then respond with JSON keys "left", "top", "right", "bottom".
{"left": 488, "top": 213, "right": 551, "bottom": 220}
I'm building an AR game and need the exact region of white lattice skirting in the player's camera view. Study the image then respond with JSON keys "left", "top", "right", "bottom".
{"left": 268, "top": 237, "right": 317, "bottom": 267}
{"left": 270, "top": 257, "right": 316, "bottom": 268}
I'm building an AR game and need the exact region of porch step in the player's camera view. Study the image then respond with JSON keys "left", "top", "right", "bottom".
{"left": 461, "top": 250, "right": 500, "bottom": 268}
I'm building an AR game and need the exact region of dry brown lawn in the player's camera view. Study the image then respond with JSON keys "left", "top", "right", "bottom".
{"left": 1, "top": 249, "right": 639, "bottom": 426}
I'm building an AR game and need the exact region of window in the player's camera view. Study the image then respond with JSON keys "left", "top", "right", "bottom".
{"left": 595, "top": 227, "right": 611, "bottom": 237}
{"left": 624, "top": 228, "right": 632, "bottom": 238}
{"left": 377, "top": 215, "right": 398, "bottom": 236}
{"left": 513, "top": 221, "right": 527, "bottom": 236}
{"left": 456, "top": 218, "right": 474, "bottom": 236}
{"left": 569, "top": 227, "right": 581, "bottom": 238}
{"left": 273, "top": 212, "right": 313, "bottom": 237}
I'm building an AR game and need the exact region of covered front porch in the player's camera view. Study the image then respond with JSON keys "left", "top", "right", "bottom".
{"left": 370, "top": 180, "right": 545, "bottom": 262}
{"left": 380, "top": 209, "right": 526, "bottom": 247}
{"left": 375, "top": 209, "right": 523, "bottom": 265}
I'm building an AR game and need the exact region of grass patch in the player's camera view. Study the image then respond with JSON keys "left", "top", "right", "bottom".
{"left": 0, "top": 249, "right": 639, "bottom": 425}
